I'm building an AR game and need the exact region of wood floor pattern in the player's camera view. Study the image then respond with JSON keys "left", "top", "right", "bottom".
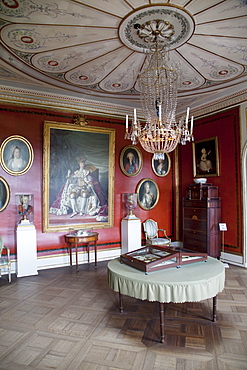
{"left": 0, "top": 260, "right": 246, "bottom": 370}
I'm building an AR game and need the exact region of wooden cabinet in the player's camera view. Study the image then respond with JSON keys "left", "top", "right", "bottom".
{"left": 183, "top": 184, "right": 221, "bottom": 258}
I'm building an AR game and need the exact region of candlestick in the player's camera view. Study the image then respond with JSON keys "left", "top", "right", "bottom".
{"left": 190, "top": 116, "right": 194, "bottom": 135}
{"left": 186, "top": 107, "right": 190, "bottom": 126}
{"left": 134, "top": 109, "right": 137, "bottom": 123}
{"left": 126, "top": 115, "right": 128, "bottom": 130}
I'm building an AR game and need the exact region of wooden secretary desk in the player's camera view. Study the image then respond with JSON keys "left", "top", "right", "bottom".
{"left": 182, "top": 183, "right": 221, "bottom": 258}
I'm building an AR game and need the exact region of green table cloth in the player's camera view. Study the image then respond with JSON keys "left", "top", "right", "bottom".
{"left": 108, "top": 256, "right": 225, "bottom": 303}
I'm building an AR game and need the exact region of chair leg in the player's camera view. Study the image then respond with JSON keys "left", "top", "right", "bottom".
{"left": 0, "top": 267, "right": 11, "bottom": 282}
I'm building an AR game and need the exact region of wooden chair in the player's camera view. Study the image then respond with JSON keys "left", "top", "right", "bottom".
{"left": 0, "top": 236, "right": 11, "bottom": 282}
{"left": 143, "top": 219, "right": 171, "bottom": 247}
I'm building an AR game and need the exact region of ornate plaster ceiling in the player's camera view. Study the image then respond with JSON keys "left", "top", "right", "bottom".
{"left": 0, "top": 0, "right": 246, "bottom": 116}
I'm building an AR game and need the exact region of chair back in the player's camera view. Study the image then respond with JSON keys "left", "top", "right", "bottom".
{"left": 143, "top": 219, "right": 158, "bottom": 239}
{"left": 0, "top": 236, "right": 3, "bottom": 254}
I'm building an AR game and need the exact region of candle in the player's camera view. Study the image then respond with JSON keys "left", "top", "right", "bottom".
{"left": 159, "top": 105, "right": 161, "bottom": 121}
{"left": 126, "top": 114, "right": 128, "bottom": 130}
{"left": 190, "top": 116, "right": 194, "bottom": 134}
{"left": 134, "top": 109, "right": 137, "bottom": 123}
{"left": 186, "top": 107, "right": 190, "bottom": 126}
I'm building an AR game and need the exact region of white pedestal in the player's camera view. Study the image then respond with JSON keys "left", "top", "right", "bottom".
{"left": 121, "top": 216, "right": 141, "bottom": 254}
{"left": 16, "top": 220, "right": 38, "bottom": 277}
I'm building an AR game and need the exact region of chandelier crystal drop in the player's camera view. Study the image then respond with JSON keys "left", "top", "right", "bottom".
{"left": 125, "top": 20, "right": 194, "bottom": 158}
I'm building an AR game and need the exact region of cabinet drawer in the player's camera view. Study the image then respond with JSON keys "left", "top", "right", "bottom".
{"left": 183, "top": 232, "right": 207, "bottom": 253}
{"left": 183, "top": 243, "right": 206, "bottom": 253}
{"left": 183, "top": 200, "right": 207, "bottom": 208}
{"left": 184, "top": 231, "right": 206, "bottom": 245}
{"left": 184, "top": 207, "right": 207, "bottom": 220}
{"left": 184, "top": 219, "right": 207, "bottom": 232}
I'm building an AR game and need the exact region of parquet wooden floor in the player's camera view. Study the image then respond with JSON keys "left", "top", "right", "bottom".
{"left": 0, "top": 260, "right": 246, "bottom": 369}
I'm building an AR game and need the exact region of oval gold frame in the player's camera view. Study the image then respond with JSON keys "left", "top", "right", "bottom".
{"left": 152, "top": 153, "right": 171, "bottom": 177}
{"left": 136, "top": 178, "right": 159, "bottom": 210}
{"left": 120, "top": 145, "right": 143, "bottom": 177}
{"left": 0, "top": 135, "right": 34, "bottom": 176}
{"left": 0, "top": 176, "right": 10, "bottom": 212}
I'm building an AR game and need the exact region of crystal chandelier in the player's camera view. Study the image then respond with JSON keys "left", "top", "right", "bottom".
{"left": 125, "top": 20, "right": 194, "bottom": 159}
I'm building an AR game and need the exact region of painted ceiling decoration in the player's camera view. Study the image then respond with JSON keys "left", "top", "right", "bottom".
{"left": 0, "top": 0, "right": 246, "bottom": 116}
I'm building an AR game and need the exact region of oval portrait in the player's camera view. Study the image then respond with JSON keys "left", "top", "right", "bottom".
{"left": 0, "top": 176, "right": 10, "bottom": 212}
{"left": 136, "top": 178, "right": 159, "bottom": 210}
{"left": 120, "top": 145, "right": 142, "bottom": 177}
{"left": 0, "top": 135, "right": 34, "bottom": 176}
{"left": 152, "top": 153, "right": 171, "bottom": 177}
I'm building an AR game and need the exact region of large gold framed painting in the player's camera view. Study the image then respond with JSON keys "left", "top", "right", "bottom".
{"left": 43, "top": 120, "right": 115, "bottom": 232}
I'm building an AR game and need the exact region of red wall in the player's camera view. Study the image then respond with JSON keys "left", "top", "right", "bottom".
{"left": 0, "top": 105, "right": 242, "bottom": 258}
{"left": 178, "top": 107, "right": 242, "bottom": 255}
{"left": 0, "top": 105, "right": 176, "bottom": 258}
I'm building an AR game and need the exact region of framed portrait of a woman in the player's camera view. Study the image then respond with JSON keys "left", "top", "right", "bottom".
{"left": 193, "top": 137, "right": 219, "bottom": 177}
{"left": 120, "top": 145, "right": 142, "bottom": 177}
{"left": 136, "top": 178, "right": 159, "bottom": 210}
{"left": 0, "top": 176, "right": 10, "bottom": 212}
{"left": 152, "top": 153, "right": 171, "bottom": 177}
{"left": 0, "top": 135, "right": 34, "bottom": 176}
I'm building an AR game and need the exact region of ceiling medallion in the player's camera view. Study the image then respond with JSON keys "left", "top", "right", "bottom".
{"left": 137, "top": 19, "right": 175, "bottom": 44}
{"left": 119, "top": 5, "right": 194, "bottom": 52}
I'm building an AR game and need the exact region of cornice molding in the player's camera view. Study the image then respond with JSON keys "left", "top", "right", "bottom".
{"left": 195, "top": 90, "right": 247, "bottom": 119}
{"left": 0, "top": 85, "right": 246, "bottom": 119}
{"left": 0, "top": 86, "right": 130, "bottom": 118}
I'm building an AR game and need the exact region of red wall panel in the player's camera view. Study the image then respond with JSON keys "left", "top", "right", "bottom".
{"left": 179, "top": 107, "right": 242, "bottom": 255}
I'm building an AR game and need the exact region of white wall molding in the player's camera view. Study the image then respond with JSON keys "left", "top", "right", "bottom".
{"left": 6, "top": 248, "right": 121, "bottom": 277}
{"left": 221, "top": 252, "right": 246, "bottom": 268}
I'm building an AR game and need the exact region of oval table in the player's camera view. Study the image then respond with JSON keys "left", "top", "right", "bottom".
{"left": 108, "top": 256, "right": 225, "bottom": 343}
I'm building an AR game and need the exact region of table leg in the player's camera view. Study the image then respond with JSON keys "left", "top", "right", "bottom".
{"left": 159, "top": 302, "right": 165, "bottom": 343}
{"left": 87, "top": 243, "right": 90, "bottom": 263}
{"left": 69, "top": 245, "right": 72, "bottom": 266}
{"left": 75, "top": 243, "right": 79, "bottom": 272}
{"left": 119, "top": 292, "right": 123, "bottom": 313}
{"left": 94, "top": 240, "right": 97, "bottom": 268}
{"left": 213, "top": 296, "right": 217, "bottom": 322}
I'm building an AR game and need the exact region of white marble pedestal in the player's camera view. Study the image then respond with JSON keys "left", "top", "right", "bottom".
{"left": 121, "top": 216, "right": 141, "bottom": 254}
{"left": 16, "top": 220, "right": 38, "bottom": 277}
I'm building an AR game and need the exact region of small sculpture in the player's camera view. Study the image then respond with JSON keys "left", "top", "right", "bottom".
{"left": 18, "top": 195, "right": 33, "bottom": 221}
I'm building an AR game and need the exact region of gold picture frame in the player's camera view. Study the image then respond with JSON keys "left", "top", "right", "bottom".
{"left": 43, "top": 120, "right": 115, "bottom": 232}
{"left": 136, "top": 178, "right": 159, "bottom": 210}
{"left": 120, "top": 145, "right": 143, "bottom": 177}
{"left": 0, "top": 176, "right": 10, "bottom": 212}
{"left": 192, "top": 137, "right": 219, "bottom": 177}
{"left": 152, "top": 153, "right": 171, "bottom": 177}
{"left": 0, "top": 135, "right": 34, "bottom": 176}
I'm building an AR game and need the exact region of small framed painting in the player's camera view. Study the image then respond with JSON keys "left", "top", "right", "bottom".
{"left": 136, "top": 178, "right": 159, "bottom": 210}
{"left": 120, "top": 146, "right": 142, "bottom": 177}
{"left": 0, "top": 135, "right": 34, "bottom": 176}
{"left": 0, "top": 176, "right": 10, "bottom": 212}
{"left": 152, "top": 153, "right": 171, "bottom": 177}
{"left": 193, "top": 137, "right": 219, "bottom": 177}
